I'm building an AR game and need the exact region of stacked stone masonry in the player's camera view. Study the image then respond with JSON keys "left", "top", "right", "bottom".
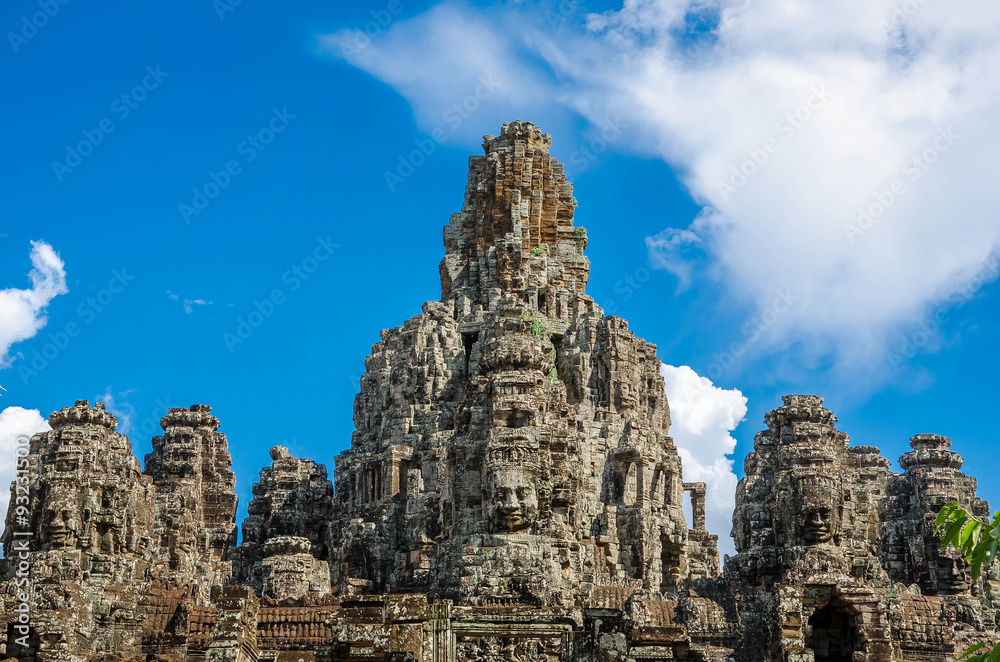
{"left": 1, "top": 122, "right": 995, "bottom": 661}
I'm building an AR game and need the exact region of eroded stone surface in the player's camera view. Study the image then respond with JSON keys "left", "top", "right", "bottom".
{"left": 0, "top": 122, "right": 995, "bottom": 661}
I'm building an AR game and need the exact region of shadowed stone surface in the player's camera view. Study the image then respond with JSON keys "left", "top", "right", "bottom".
{"left": 0, "top": 122, "right": 995, "bottom": 661}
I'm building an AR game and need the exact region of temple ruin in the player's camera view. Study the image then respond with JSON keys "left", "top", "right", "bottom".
{"left": 1, "top": 121, "right": 996, "bottom": 661}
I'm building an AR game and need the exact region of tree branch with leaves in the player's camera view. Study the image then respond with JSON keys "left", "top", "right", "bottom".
{"left": 937, "top": 502, "right": 1000, "bottom": 661}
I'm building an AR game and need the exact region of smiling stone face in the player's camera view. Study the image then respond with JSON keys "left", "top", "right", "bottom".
{"left": 41, "top": 506, "right": 79, "bottom": 549}
{"left": 487, "top": 467, "right": 539, "bottom": 533}
{"left": 797, "top": 505, "right": 835, "bottom": 544}
{"left": 791, "top": 473, "right": 841, "bottom": 546}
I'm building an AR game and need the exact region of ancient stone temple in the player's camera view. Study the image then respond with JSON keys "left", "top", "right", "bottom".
{"left": 729, "top": 395, "right": 999, "bottom": 661}
{"left": 1, "top": 122, "right": 997, "bottom": 661}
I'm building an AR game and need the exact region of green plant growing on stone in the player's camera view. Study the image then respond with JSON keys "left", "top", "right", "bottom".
{"left": 548, "top": 348, "right": 558, "bottom": 380}
{"left": 519, "top": 312, "right": 546, "bottom": 338}
{"left": 937, "top": 503, "right": 1000, "bottom": 661}
{"left": 570, "top": 197, "right": 579, "bottom": 208}
{"left": 530, "top": 246, "right": 546, "bottom": 256}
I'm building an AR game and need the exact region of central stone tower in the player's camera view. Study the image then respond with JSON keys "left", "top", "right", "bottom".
{"left": 328, "top": 121, "right": 718, "bottom": 613}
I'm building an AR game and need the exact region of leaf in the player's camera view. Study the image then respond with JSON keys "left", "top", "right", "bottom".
{"left": 986, "top": 539, "right": 999, "bottom": 566}
{"left": 962, "top": 520, "right": 984, "bottom": 553}
{"left": 958, "top": 643, "right": 988, "bottom": 661}
{"left": 938, "top": 502, "right": 960, "bottom": 528}
{"left": 944, "top": 513, "right": 969, "bottom": 551}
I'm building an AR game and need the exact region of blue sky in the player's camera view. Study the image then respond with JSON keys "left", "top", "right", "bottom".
{"left": 1, "top": 0, "right": 998, "bottom": 553}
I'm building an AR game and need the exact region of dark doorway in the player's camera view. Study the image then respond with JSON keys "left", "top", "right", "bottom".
{"left": 806, "top": 602, "right": 858, "bottom": 662}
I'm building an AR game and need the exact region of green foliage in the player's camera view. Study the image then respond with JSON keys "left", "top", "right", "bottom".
{"left": 530, "top": 246, "right": 546, "bottom": 256}
{"left": 519, "top": 312, "right": 546, "bottom": 338}
{"left": 548, "top": 348, "right": 558, "bottom": 380}
{"left": 570, "top": 197, "right": 579, "bottom": 208}
{"left": 937, "top": 503, "right": 1000, "bottom": 581}
{"left": 937, "top": 502, "right": 1000, "bottom": 660}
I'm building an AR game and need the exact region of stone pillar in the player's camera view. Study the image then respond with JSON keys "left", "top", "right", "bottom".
{"left": 683, "top": 482, "right": 707, "bottom": 531}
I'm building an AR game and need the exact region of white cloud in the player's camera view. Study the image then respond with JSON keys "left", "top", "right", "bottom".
{"left": 0, "top": 407, "right": 50, "bottom": 524}
{"left": 183, "top": 299, "right": 211, "bottom": 313}
{"left": 166, "top": 291, "right": 212, "bottom": 314}
{"left": 98, "top": 387, "right": 136, "bottom": 435}
{"left": 0, "top": 241, "right": 68, "bottom": 358}
{"left": 317, "top": 3, "right": 557, "bottom": 144}
{"left": 322, "top": 0, "right": 1000, "bottom": 372}
{"left": 661, "top": 364, "right": 747, "bottom": 558}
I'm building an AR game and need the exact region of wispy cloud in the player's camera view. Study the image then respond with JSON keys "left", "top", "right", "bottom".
{"left": 166, "top": 290, "right": 213, "bottom": 314}
{"left": 97, "top": 386, "right": 137, "bottom": 435}
{"left": 321, "top": 0, "right": 1000, "bottom": 376}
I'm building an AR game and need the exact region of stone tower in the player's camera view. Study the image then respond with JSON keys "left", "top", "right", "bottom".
{"left": 143, "top": 405, "right": 239, "bottom": 598}
{"left": 237, "top": 445, "right": 334, "bottom": 601}
{"left": 0, "top": 400, "right": 157, "bottom": 659}
{"left": 729, "top": 395, "right": 999, "bottom": 662}
{"left": 328, "top": 121, "right": 713, "bottom": 616}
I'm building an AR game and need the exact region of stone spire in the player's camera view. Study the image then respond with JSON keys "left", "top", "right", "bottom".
{"left": 892, "top": 434, "right": 990, "bottom": 595}
{"left": 238, "top": 445, "right": 334, "bottom": 600}
{"left": 439, "top": 120, "right": 589, "bottom": 307}
{"left": 0, "top": 400, "right": 157, "bottom": 658}
{"left": 144, "top": 404, "right": 238, "bottom": 596}
{"left": 330, "top": 121, "right": 700, "bottom": 615}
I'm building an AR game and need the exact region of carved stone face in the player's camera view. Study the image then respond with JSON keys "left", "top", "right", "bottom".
{"left": 487, "top": 467, "right": 538, "bottom": 533}
{"left": 42, "top": 507, "right": 78, "bottom": 549}
{"left": 797, "top": 506, "right": 835, "bottom": 544}
{"left": 791, "top": 474, "right": 840, "bottom": 546}
{"left": 934, "top": 551, "right": 971, "bottom": 594}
